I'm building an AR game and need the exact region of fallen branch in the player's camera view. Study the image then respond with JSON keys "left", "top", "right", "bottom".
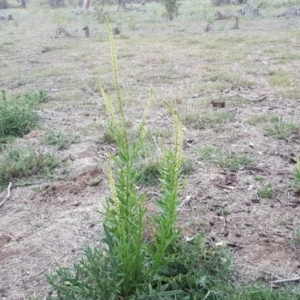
{"left": 270, "top": 277, "right": 300, "bottom": 285}
{"left": 238, "top": 94, "right": 266, "bottom": 102}
{"left": 0, "top": 182, "right": 12, "bottom": 208}
{"left": 229, "top": 93, "right": 266, "bottom": 102}
{"left": 221, "top": 216, "right": 226, "bottom": 234}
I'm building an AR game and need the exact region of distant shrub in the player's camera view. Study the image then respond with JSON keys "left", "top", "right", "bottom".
{"left": 211, "top": 0, "right": 231, "bottom": 6}
{"left": 0, "top": 0, "right": 8, "bottom": 9}
{"left": 49, "top": 0, "right": 65, "bottom": 8}
{"left": 162, "top": 0, "right": 180, "bottom": 20}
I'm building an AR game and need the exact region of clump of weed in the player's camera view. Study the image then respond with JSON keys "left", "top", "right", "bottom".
{"left": 254, "top": 175, "right": 264, "bottom": 181}
{"left": 80, "top": 122, "right": 104, "bottom": 136}
{"left": 42, "top": 130, "right": 79, "bottom": 150}
{"left": 264, "top": 117, "right": 298, "bottom": 140}
{"left": 183, "top": 110, "right": 235, "bottom": 129}
{"left": 207, "top": 72, "right": 253, "bottom": 88}
{"left": 248, "top": 114, "right": 298, "bottom": 140}
{"left": 138, "top": 159, "right": 161, "bottom": 186}
{"left": 0, "top": 90, "right": 40, "bottom": 142}
{"left": 258, "top": 183, "right": 274, "bottom": 199}
{"left": 25, "top": 90, "right": 49, "bottom": 103}
{"left": 0, "top": 144, "right": 59, "bottom": 189}
{"left": 137, "top": 157, "right": 194, "bottom": 187}
{"left": 11, "top": 80, "right": 27, "bottom": 88}
{"left": 198, "top": 146, "right": 254, "bottom": 171}
{"left": 268, "top": 70, "right": 291, "bottom": 87}
{"left": 162, "top": 0, "right": 181, "bottom": 21}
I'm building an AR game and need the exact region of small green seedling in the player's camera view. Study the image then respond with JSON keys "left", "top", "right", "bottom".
{"left": 258, "top": 183, "right": 274, "bottom": 199}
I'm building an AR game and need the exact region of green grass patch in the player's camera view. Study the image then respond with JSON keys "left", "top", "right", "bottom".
{"left": 137, "top": 158, "right": 194, "bottom": 186}
{"left": 42, "top": 130, "right": 79, "bottom": 150}
{"left": 268, "top": 70, "right": 291, "bottom": 87}
{"left": 183, "top": 111, "right": 235, "bottom": 130}
{"left": 0, "top": 90, "right": 40, "bottom": 142}
{"left": 0, "top": 90, "right": 48, "bottom": 143}
{"left": 0, "top": 144, "right": 61, "bottom": 189}
{"left": 198, "top": 146, "right": 254, "bottom": 171}
{"left": 248, "top": 114, "right": 298, "bottom": 140}
{"left": 279, "top": 86, "right": 300, "bottom": 100}
{"left": 264, "top": 117, "right": 298, "bottom": 140}
{"left": 137, "top": 159, "right": 161, "bottom": 186}
{"left": 21, "top": 90, "right": 50, "bottom": 104}
{"left": 207, "top": 72, "right": 253, "bottom": 88}
{"left": 247, "top": 114, "right": 270, "bottom": 125}
{"left": 254, "top": 175, "right": 264, "bottom": 181}
{"left": 258, "top": 183, "right": 274, "bottom": 199}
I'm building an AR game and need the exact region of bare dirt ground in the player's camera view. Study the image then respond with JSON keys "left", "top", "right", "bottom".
{"left": 0, "top": 2, "right": 300, "bottom": 299}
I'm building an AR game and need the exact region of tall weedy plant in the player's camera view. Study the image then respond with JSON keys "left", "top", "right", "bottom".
{"left": 99, "top": 20, "right": 151, "bottom": 297}
{"left": 150, "top": 103, "right": 183, "bottom": 272}
{"left": 100, "top": 18, "right": 184, "bottom": 297}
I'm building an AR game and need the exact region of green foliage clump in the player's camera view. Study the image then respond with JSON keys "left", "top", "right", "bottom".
{"left": 137, "top": 158, "right": 194, "bottom": 187}
{"left": 0, "top": 144, "right": 59, "bottom": 189}
{"left": 138, "top": 159, "right": 161, "bottom": 186}
{"left": 162, "top": 0, "right": 180, "bottom": 21}
{"left": 0, "top": 90, "right": 40, "bottom": 142}
{"left": 263, "top": 116, "right": 298, "bottom": 140}
{"left": 183, "top": 111, "right": 235, "bottom": 130}
{"left": 248, "top": 114, "right": 298, "bottom": 140}
{"left": 42, "top": 130, "right": 79, "bottom": 150}
{"left": 47, "top": 235, "right": 233, "bottom": 300}
{"left": 198, "top": 146, "right": 254, "bottom": 171}
{"left": 258, "top": 183, "right": 274, "bottom": 199}
{"left": 22, "top": 90, "right": 49, "bottom": 104}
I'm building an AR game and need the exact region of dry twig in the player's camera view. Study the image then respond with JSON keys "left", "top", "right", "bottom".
{"left": 270, "top": 277, "right": 300, "bottom": 285}
{"left": 0, "top": 182, "right": 12, "bottom": 208}
{"left": 229, "top": 93, "right": 266, "bottom": 102}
